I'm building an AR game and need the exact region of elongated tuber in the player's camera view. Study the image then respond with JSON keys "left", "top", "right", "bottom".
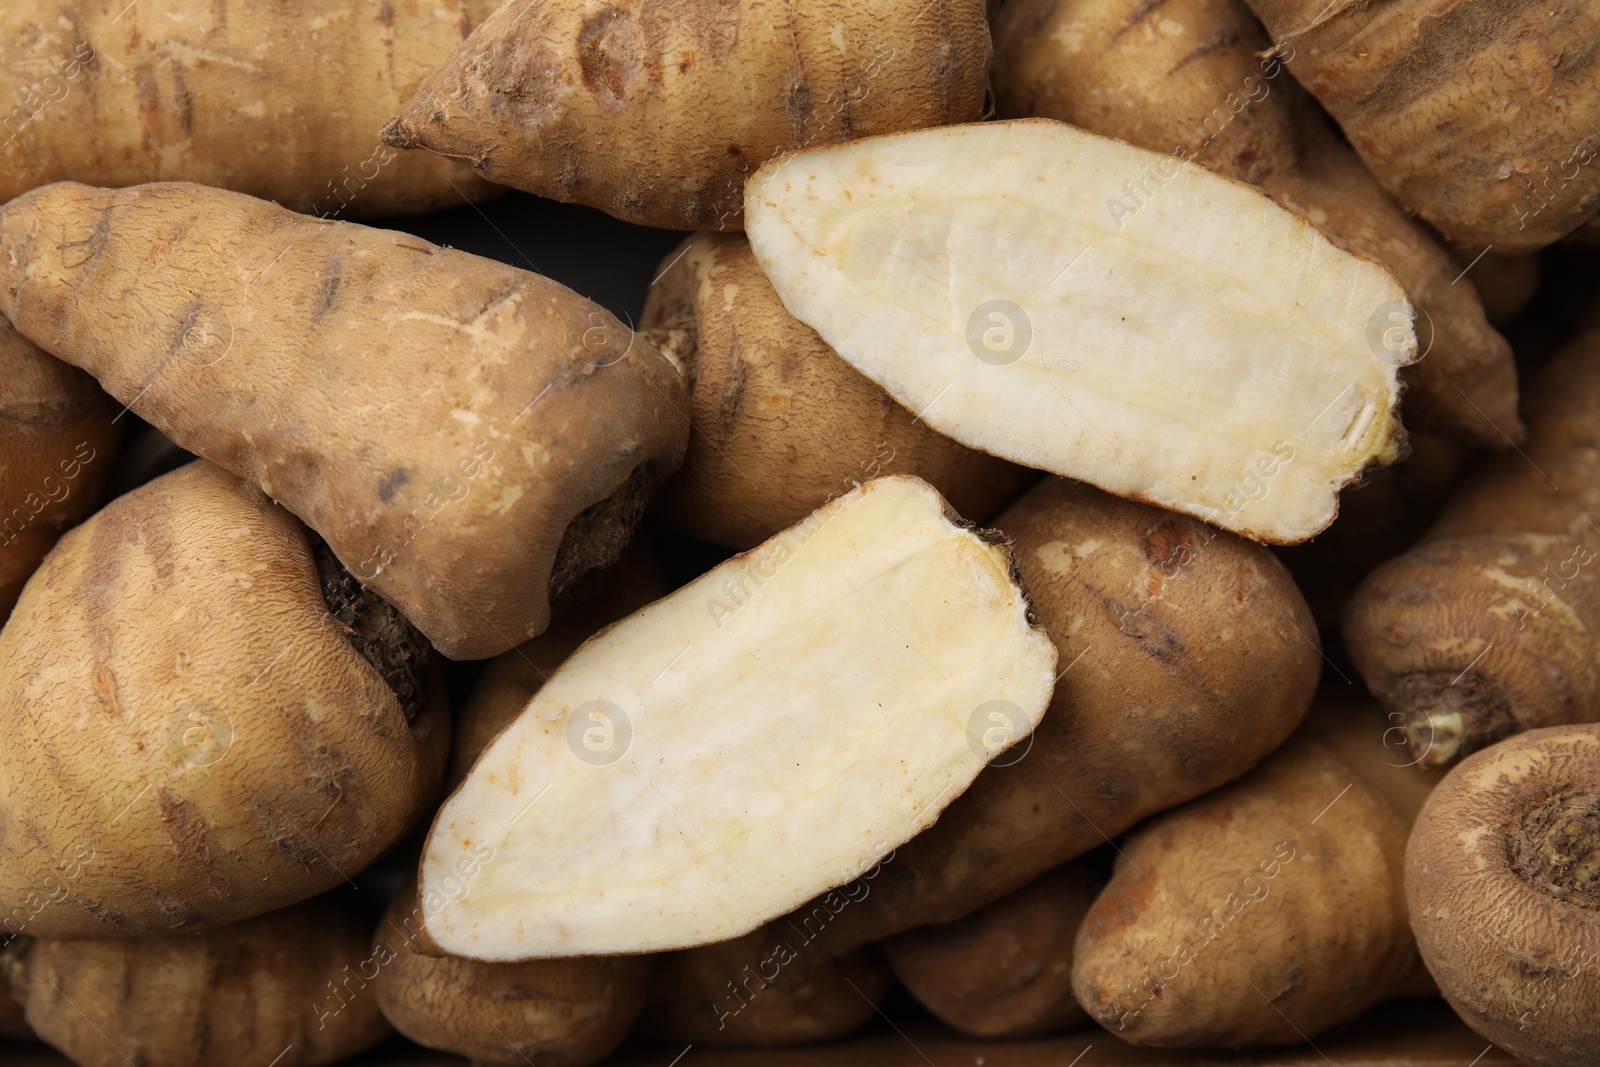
{"left": 745, "top": 120, "right": 1410, "bottom": 543}
{"left": 1, "top": 1, "right": 501, "bottom": 217}
{"left": 381, "top": 0, "right": 991, "bottom": 230}
{"left": 744, "top": 476, "right": 1318, "bottom": 974}
{"left": 1072, "top": 692, "right": 1444, "bottom": 1045}
{"left": 418, "top": 475, "right": 1056, "bottom": 959}
{"left": 0, "top": 181, "right": 689, "bottom": 659}
{"left": 5, "top": 896, "right": 391, "bottom": 1067}
{"left": 1242, "top": 0, "right": 1600, "bottom": 253}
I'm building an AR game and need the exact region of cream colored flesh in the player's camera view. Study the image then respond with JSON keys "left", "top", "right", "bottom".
{"left": 744, "top": 120, "right": 1410, "bottom": 544}
{"left": 421, "top": 476, "right": 1057, "bottom": 959}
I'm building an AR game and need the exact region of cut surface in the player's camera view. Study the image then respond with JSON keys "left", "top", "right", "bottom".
{"left": 744, "top": 119, "right": 1410, "bottom": 544}
{"left": 420, "top": 476, "right": 1056, "bottom": 959}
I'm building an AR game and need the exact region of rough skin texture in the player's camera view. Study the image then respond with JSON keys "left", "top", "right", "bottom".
{"left": 641, "top": 233, "right": 1036, "bottom": 549}
{"left": 373, "top": 882, "right": 652, "bottom": 1067}
{"left": 638, "top": 925, "right": 890, "bottom": 1045}
{"left": 5, "top": 897, "right": 390, "bottom": 1067}
{"left": 1407, "top": 725, "right": 1600, "bottom": 1067}
{"left": 0, "top": 461, "right": 450, "bottom": 938}
{"left": 1073, "top": 692, "right": 1445, "bottom": 1046}
{"left": 886, "top": 860, "right": 1101, "bottom": 1038}
{"left": 380, "top": 0, "right": 992, "bottom": 230}
{"left": 1243, "top": 0, "right": 1600, "bottom": 252}
{"left": 1347, "top": 328, "right": 1600, "bottom": 766}
{"left": 0, "top": 181, "right": 690, "bottom": 660}
{"left": 750, "top": 476, "right": 1319, "bottom": 977}
{"left": 992, "top": 0, "right": 1522, "bottom": 449}
{"left": 0, "top": 1, "right": 501, "bottom": 218}
{"left": 447, "top": 541, "right": 667, "bottom": 787}
{"left": 0, "top": 319, "right": 121, "bottom": 618}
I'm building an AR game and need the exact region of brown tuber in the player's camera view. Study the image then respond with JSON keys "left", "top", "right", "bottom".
{"left": 0, "top": 460, "right": 450, "bottom": 937}
{"left": 1407, "top": 725, "right": 1600, "bottom": 1067}
{"left": 886, "top": 860, "right": 1102, "bottom": 1038}
{"left": 1347, "top": 326, "right": 1600, "bottom": 765}
{"left": 0, "top": 321, "right": 120, "bottom": 618}
{"left": 640, "top": 233, "right": 1035, "bottom": 549}
{"left": 4, "top": 896, "right": 391, "bottom": 1067}
{"left": 0, "top": 181, "right": 689, "bottom": 660}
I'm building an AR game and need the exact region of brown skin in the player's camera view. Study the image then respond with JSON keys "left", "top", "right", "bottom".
{"left": 0, "top": 181, "right": 690, "bottom": 660}
{"left": 380, "top": 0, "right": 992, "bottom": 230}
{"left": 992, "top": 0, "right": 1521, "bottom": 448}
{"left": 1072, "top": 692, "right": 1445, "bottom": 1046}
{"left": 1347, "top": 328, "right": 1600, "bottom": 767}
{"left": 0, "top": 320, "right": 121, "bottom": 618}
{"left": 1407, "top": 725, "right": 1600, "bottom": 1067}
{"left": 754, "top": 476, "right": 1319, "bottom": 977}
{"left": 0, "top": 460, "right": 450, "bottom": 938}
{"left": 1277, "top": 432, "right": 1475, "bottom": 637}
{"left": 5, "top": 896, "right": 391, "bottom": 1067}
{"left": 639, "top": 926, "right": 890, "bottom": 1046}
{"left": 373, "top": 882, "right": 652, "bottom": 1067}
{"left": 1242, "top": 0, "right": 1600, "bottom": 253}
{"left": 0, "top": 1, "right": 500, "bottom": 218}
{"left": 886, "top": 860, "right": 1102, "bottom": 1038}
{"left": 448, "top": 541, "right": 667, "bottom": 786}
{"left": 640, "top": 234, "right": 1036, "bottom": 549}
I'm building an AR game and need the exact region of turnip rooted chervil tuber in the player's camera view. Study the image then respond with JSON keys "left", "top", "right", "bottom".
{"left": 0, "top": 181, "right": 689, "bottom": 660}
{"left": 419, "top": 476, "right": 1057, "bottom": 960}
{"left": 745, "top": 119, "right": 1412, "bottom": 544}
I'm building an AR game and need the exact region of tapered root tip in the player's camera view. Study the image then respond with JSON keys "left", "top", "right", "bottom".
{"left": 1405, "top": 708, "right": 1464, "bottom": 767}
{"left": 379, "top": 117, "right": 421, "bottom": 151}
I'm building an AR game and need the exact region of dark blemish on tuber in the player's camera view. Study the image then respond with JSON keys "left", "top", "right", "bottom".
{"left": 314, "top": 540, "right": 428, "bottom": 722}
{"left": 577, "top": 7, "right": 634, "bottom": 102}
{"left": 547, "top": 461, "right": 661, "bottom": 616}
{"left": 376, "top": 469, "right": 409, "bottom": 503}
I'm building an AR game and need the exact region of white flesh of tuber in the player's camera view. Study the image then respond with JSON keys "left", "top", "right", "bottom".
{"left": 421, "top": 475, "right": 1057, "bottom": 960}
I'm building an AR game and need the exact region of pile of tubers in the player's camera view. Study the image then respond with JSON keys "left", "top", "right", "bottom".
{"left": 0, "top": 1, "right": 1596, "bottom": 1066}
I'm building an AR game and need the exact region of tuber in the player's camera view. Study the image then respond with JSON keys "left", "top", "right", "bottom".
{"left": 417, "top": 475, "right": 1056, "bottom": 959}
{"left": 886, "top": 859, "right": 1103, "bottom": 1038}
{"left": 1347, "top": 326, "right": 1600, "bottom": 765}
{"left": 0, "top": 1, "right": 501, "bottom": 218}
{"left": 0, "top": 181, "right": 689, "bottom": 660}
{"left": 381, "top": 0, "right": 991, "bottom": 230}
{"left": 0, "top": 320, "right": 120, "bottom": 618}
{"left": 1072, "top": 692, "right": 1444, "bottom": 1045}
{"left": 641, "top": 233, "right": 1035, "bottom": 548}
{"left": 0, "top": 460, "right": 450, "bottom": 937}
{"left": 1407, "top": 725, "right": 1600, "bottom": 1067}
{"left": 991, "top": 0, "right": 1521, "bottom": 449}
{"left": 745, "top": 120, "right": 1411, "bottom": 544}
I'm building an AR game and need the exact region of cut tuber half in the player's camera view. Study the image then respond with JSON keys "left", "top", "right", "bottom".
{"left": 419, "top": 475, "right": 1057, "bottom": 960}
{"left": 745, "top": 119, "right": 1410, "bottom": 544}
